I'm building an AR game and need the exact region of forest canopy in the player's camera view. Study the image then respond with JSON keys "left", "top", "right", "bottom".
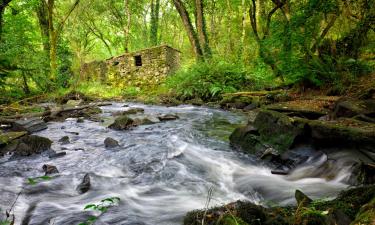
{"left": 0, "top": 0, "right": 374, "bottom": 103}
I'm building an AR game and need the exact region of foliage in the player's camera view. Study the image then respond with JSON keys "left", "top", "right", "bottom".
{"left": 27, "top": 176, "right": 54, "bottom": 185}
{"left": 78, "top": 197, "right": 121, "bottom": 225}
{"left": 166, "top": 60, "right": 251, "bottom": 101}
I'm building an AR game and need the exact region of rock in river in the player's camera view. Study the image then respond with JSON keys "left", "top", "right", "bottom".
{"left": 108, "top": 115, "right": 135, "bottom": 130}
{"left": 77, "top": 173, "right": 91, "bottom": 194}
{"left": 104, "top": 137, "right": 119, "bottom": 148}
{"left": 42, "top": 164, "right": 59, "bottom": 175}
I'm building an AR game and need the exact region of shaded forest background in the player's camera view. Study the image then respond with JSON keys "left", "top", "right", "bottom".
{"left": 0, "top": 0, "right": 374, "bottom": 103}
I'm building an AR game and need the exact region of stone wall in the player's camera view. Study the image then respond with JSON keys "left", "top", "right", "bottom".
{"left": 80, "top": 45, "right": 181, "bottom": 87}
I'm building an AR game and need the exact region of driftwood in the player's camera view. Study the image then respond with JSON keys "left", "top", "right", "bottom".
{"left": 0, "top": 103, "right": 111, "bottom": 124}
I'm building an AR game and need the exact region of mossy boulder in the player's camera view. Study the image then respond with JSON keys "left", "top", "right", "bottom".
{"left": 254, "top": 110, "right": 304, "bottom": 152}
{"left": 294, "top": 118, "right": 375, "bottom": 149}
{"left": 108, "top": 115, "right": 136, "bottom": 130}
{"left": 2, "top": 135, "right": 52, "bottom": 157}
{"left": 230, "top": 110, "right": 304, "bottom": 155}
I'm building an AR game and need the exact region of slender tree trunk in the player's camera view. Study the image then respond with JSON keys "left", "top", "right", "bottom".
{"left": 195, "top": 0, "right": 211, "bottom": 57}
{"left": 173, "top": 0, "right": 203, "bottom": 61}
{"left": 150, "top": 0, "right": 160, "bottom": 46}
{"left": 239, "top": 0, "right": 247, "bottom": 61}
{"left": 124, "top": 0, "right": 131, "bottom": 53}
{"left": 47, "top": 0, "right": 57, "bottom": 82}
{"left": 22, "top": 71, "right": 30, "bottom": 95}
{"left": 36, "top": 0, "right": 50, "bottom": 54}
{"left": 47, "top": 0, "right": 80, "bottom": 83}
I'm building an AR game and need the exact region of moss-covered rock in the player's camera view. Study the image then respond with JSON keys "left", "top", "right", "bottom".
{"left": 108, "top": 115, "right": 135, "bottom": 130}
{"left": 254, "top": 110, "right": 304, "bottom": 153}
{"left": 183, "top": 186, "right": 375, "bottom": 225}
{"left": 294, "top": 118, "right": 375, "bottom": 149}
{"left": 2, "top": 135, "right": 52, "bottom": 157}
{"left": 350, "top": 197, "right": 375, "bottom": 225}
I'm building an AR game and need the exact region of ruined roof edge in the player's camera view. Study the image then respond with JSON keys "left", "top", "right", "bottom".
{"left": 106, "top": 44, "right": 181, "bottom": 61}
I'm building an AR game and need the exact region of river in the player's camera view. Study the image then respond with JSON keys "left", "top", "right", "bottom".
{"left": 0, "top": 103, "right": 350, "bottom": 225}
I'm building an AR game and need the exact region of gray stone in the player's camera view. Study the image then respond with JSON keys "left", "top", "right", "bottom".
{"left": 42, "top": 164, "right": 59, "bottom": 175}
{"left": 58, "top": 136, "right": 70, "bottom": 145}
{"left": 158, "top": 114, "right": 179, "bottom": 121}
{"left": 12, "top": 118, "right": 47, "bottom": 133}
{"left": 108, "top": 116, "right": 135, "bottom": 130}
{"left": 77, "top": 173, "right": 91, "bottom": 194}
{"left": 104, "top": 137, "right": 119, "bottom": 148}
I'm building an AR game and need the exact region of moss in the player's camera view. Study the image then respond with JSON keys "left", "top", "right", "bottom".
{"left": 0, "top": 131, "right": 27, "bottom": 146}
{"left": 108, "top": 116, "right": 135, "bottom": 130}
{"left": 254, "top": 110, "right": 303, "bottom": 153}
{"left": 351, "top": 197, "right": 375, "bottom": 225}
{"left": 313, "top": 185, "right": 375, "bottom": 220}
{"left": 217, "top": 214, "right": 249, "bottom": 225}
{"left": 294, "top": 207, "right": 327, "bottom": 225}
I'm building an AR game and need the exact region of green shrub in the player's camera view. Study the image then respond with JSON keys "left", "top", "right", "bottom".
{"left": 166, "top": 60, "right": 251, "bottom": 101}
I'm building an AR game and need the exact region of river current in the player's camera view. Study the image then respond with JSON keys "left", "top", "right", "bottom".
{"left": 0, "top": 103, "right": 349, "bottom": 225}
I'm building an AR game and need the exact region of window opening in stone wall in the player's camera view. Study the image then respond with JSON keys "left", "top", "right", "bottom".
{"left": 112, "top": 61, "right": 119, "bottom": 66}
{"left": 134, "top": 55, "right": 142, "bottom": 67}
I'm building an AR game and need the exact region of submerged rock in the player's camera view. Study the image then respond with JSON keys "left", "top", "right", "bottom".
{"left": 58, "top": 136, "right": 70, "bottom": 145}
{"left": 42, "top": 164, "right": 59, "bottom": 175}
{"left": 104, "top": 137, "right": 119, "bottom": 148}
{"left": 112, "top": 107, "right": 145, "bottom": 116}
{"left": 158, "top": 114, "right": 179, "bottom": 121}
{"left": 77, "top": 173, "right": 91, "bottom": 194}
{"left": 108, "top": 115, "right": 135, "bottom": 130}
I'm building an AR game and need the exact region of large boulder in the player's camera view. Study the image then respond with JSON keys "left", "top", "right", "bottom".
{"left": 254, "top": 110, "right": 304, "bottom": 152}
{"left": 108, "top": 116, "right": 135, "bottom": 130}
{"left": 230, "top": 110, "right": 304, "bottom": 155}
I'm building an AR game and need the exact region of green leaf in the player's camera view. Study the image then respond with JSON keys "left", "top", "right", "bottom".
{"left": 27, "top": 178, "right": 37, "bottom": 185}
{"left": 84, "top": 204, "right": 97, "bottom": 210}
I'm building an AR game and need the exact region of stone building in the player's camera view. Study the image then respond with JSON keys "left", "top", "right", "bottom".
{"left": 80, "top": 45, "right": 181, "bottom": 87}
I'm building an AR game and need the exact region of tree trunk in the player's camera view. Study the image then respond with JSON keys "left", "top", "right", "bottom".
{"left": 21, "top": 71, "right": 30, "bottom": 95}
{"left": 150, "top": 0, "right": 160, "bottom": 46}
{"left": 47, "top": 0, "right": 57, "bottom": 82}
{"left": 124, "top": 0, "right": 131, "bottom": 53}
{"left": 47, "top": 0, "right": 80, "bottom": 83}
{"left": 36, "top": 0, "right": 50, "bottom": 54}
{"left": 173, "top": 0, "right": 203, "bottom": 61}
{"left": 195, "top": 0, "right": 211, "bottom": 57}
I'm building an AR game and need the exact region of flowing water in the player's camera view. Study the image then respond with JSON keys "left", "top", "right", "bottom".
{"left": 0, "top": 103, "right": 351, "bottom": 225}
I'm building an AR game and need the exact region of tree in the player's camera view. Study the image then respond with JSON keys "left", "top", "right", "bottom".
{"left": 172, "top": 0, "right": 205, "bottom": 61}
{"left": 149, "top": 0, "right": 160, "bottom": 46}
{"left": 47, "top": 0, "right": 80, "bottom": 83}
{"left": 195, "top": 0, "right": 211, "bottom": 57}
{"left": 124, "top": 0, "right": 131, "bottom": 52}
